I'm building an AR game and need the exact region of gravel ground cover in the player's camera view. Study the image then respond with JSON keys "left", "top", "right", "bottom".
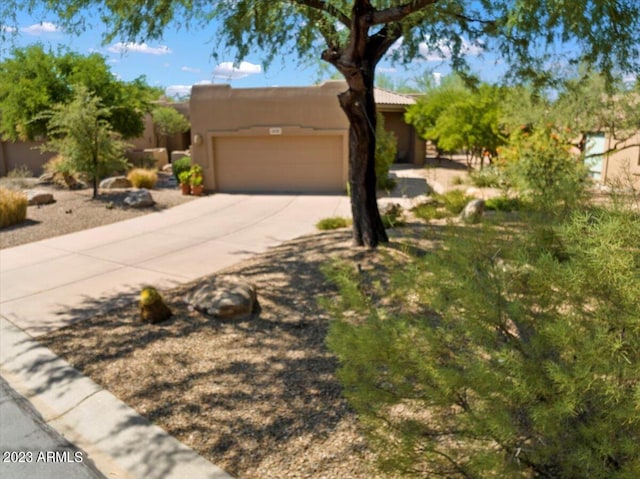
{"left": 36, "top": 227, "right": 432, "bottom": 479}
{"left": 0, "top": 172, "right": 196, "bottom": 249}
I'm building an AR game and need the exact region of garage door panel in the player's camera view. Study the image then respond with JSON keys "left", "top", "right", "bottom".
{"left": 214, "top": 136, "right": 343, "bottom": 192}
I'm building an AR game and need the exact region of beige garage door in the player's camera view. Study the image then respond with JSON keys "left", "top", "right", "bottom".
{"left": 213, "top": 135, "right": 344, "bottom": 193}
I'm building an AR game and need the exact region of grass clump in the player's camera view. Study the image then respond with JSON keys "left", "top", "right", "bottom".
{"left": 127, "top": 168, "right": 158, "bottom": 189}
{"left": 412, "top": 190, "right": 475, "bottom": 221}
{"left": 316, "top": 216, "right": 352, "bottom": 230}
{"left": 0, "top": 187, "right": 28, "bottom": 228}
{"left": 484, "top": 195, "right": 528, "bottom": 212}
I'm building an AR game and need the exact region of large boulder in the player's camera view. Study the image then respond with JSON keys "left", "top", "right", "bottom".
{"left": 124, "top": 189, "right": 155, "bottom": 208}
{"left": 186, "top": 276, "right": 258, "bottom": 320}
{"left": 460, "top": 199, "right": 485, "bottom": 224}
{"left": 100, "top": 176, "right": 132, "bottom": 189}
{"left": 25, "top": 190, "right": 55, "bottom": 206}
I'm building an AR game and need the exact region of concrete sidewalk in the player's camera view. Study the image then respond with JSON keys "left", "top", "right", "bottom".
{"left": 1, "top": 193, "right": 351, "bottom": 479}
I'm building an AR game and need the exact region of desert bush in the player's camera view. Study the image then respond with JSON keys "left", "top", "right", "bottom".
{"left": 484, "top": 195, "right": 528, "bottom": 212}
{"left": 325, "top": 201, "right": 640, "bottom": 478}
{"left": 172, "top": 156, "right": 192, "bottom": 183}
{"left": 316, "top": 216, "right": 352, "bottom": 230}
{"left": 127, "top": 168, "right": 158, "bottom": 189}
{"left": 7, "top": 165, "right": 33, "bottom": 178}
{"left": 437, "top": 189, "right": 474, "bottom": 214}
{"left": 375, "top": 112, "right": 398, "bottom": 191}
{"left": 469, "top": 165, "right": 509, "bottom": 188}
{"left": 500, "top": 126, "right": 588, "bottom": 214}
{"left": 380, "top": 203, "right": 405, "bottom": 228}
{"left": 0, "top": 187, "right": 28, "bottom": 228}
{"left": 411, "top": 200, "right": 450, "bottom": 220}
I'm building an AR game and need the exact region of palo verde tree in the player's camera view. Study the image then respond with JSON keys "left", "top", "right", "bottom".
{"left": 4, "top": 1, "right": 639, "bottom": 247}
{"left": 41, "top": 85, "right": 129, "bottom": 198}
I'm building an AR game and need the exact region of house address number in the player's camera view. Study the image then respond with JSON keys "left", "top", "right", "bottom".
{"left": 269, "top": 127, "right": 282, "bottom": 135}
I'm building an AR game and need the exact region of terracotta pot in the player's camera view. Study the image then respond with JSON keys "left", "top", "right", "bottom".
{"left": 180, "top": 183, "right": 191, "bottom": 195}
{"left": 190, "top": 184, "right": 204, "bottom": 196}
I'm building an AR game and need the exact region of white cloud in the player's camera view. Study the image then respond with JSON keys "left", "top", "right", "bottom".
{"left": 212, "top": 61, "right": 262, "bottom": 80}
{"left": 108, "top": 42, "right": 172, "bottom": 55}
{"left": 419, "top": 38, "right": 484, "bottom": 61}
{"left": 388, "top": 36, "right": 483, "bottom": 62}
{"left": 377, "top": 67, "right": 398, "bottom": 74}
{"left": 22, "top": 22, "right": 59, "bottom": 35}
{"left": 432, "top": 72, "right": 442, "bottom": 86}
{"left": 181, "top": 66, "right": 201, "bottom": 73}
{"left": 1, "top": 25, "right": 17, "bottom": 33}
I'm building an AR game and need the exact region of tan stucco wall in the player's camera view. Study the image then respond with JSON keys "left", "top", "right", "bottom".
{"left": 378, "top": 108, "right": 425, "bottom": 166}
{"left": 602, "top": 132, "right": 640, "bottom": 189}
{"left": 0, "top": 140, "right": 54, "bottom": 176}
{"left": 189, "top": 81, "right": 350, "bottom": 191}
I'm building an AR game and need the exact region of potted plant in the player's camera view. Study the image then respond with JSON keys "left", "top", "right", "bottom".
{"left": 189, "top": 164, "right": 204, "bottom": 196}
{"left": 178, "top": 170, "right": 191, "bottom": 195}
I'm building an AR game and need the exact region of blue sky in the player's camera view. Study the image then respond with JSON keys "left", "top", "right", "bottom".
{"left": 3, "top": 9, "right": 506, "bottom": 97}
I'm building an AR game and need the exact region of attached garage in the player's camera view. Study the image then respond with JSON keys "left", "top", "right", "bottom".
{"left": 212, "top": 134, "right": 344, "bottom": 193}
{"left": 190, "top": 82, "right": 349, "bottom": 194}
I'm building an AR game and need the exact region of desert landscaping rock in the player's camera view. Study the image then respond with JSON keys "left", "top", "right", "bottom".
{"left": 100, "top": 176, "right": 132, "bottom": 189}
{"left": 186, "top": 276, "right": 258, "bottom": 320}
{"left": 460, "top": 198, "right": 485, "bottom": 223}
{"left": 123, "top": 189, "right": 155, "bottom": 208}
{"left": 25, "top": 189, "right": 55, "bottom": 206}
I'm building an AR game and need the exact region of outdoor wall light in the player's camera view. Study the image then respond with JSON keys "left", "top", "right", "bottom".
{"left": 193, "top": 133, "right": 203, "bottom": 145}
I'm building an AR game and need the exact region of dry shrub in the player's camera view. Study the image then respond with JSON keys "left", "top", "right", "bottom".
{"left": 0, "top": 187, "right": 28, "bottom": 228}
{"left": 42, "top": 155, "right": 80, "bottom": 188}
{"left": 127, "top": 168, "right": 158, "bottom": 189}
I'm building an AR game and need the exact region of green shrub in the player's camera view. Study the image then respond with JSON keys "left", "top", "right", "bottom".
{"left": 375, "top": 112, "right": 398, "bottom": 191}
{"left": 501, "top": 126, "right": 588, "bottom": 214}
{"left": 437, "top": 189, "right": 474, "bottom": 214}
{"left": 325, "top": 203, "right": 640, "bottom": 478}
{"left": 0, "top": 187, "right": 28, "bottom": 228}
{"left": 316, "top": 216, "right": 352, "bottom": 230}
{"left": 172, "top": 156, "right": 192, "bottom": 183}
{"left": 411, "top": 201, "right": 450, "bottom": 220}
{"left": 484, "top": 195, "right": 527, "bottom": 212}
{"left": 127, "top": 168, "right": 158, "bottom": 189}
{"left": 380, "top": 203, "right": 405, "bottom": 228}
{"left": 469, "top": 165, "right": 508, "bottom": 188}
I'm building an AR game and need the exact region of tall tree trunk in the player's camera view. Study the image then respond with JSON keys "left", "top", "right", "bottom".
{"left": 321, "top": 0, "right": 393, "bottom": 248}
{"left": 339, "top": 79, "right": 388, "bottom": 247}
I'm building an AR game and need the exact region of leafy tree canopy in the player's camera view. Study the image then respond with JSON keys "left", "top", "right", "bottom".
{"left": 0, "top": 44, "right": 162, "bottom": 141}
{"left": 406, "top": 74, "right": 505, "bottom": 162}
{"left": 5, "top": 0, "right": 639, "bottom": 82}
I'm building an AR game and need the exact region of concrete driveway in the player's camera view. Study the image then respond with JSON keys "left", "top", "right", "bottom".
{"left": 1, "top": 193, "right": 351, "bottom": 337}
{"left": 1, "top": 193, "right": 351, "bottom": 479}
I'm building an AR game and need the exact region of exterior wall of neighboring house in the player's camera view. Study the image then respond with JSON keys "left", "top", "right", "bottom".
{"left": 0, "top": 140, "right": 54, "bottom": 176}
{"left": 601, "top": 132, "right": 640, "bottom": 189}
{"left": 189, "top": 81, "right": 350, "bottom": 193}
{"left": 375, "top": 89, "right": 425, "bottom": 166}
{"left": 126, "top": 101, "right": 191, "bottom": 165}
